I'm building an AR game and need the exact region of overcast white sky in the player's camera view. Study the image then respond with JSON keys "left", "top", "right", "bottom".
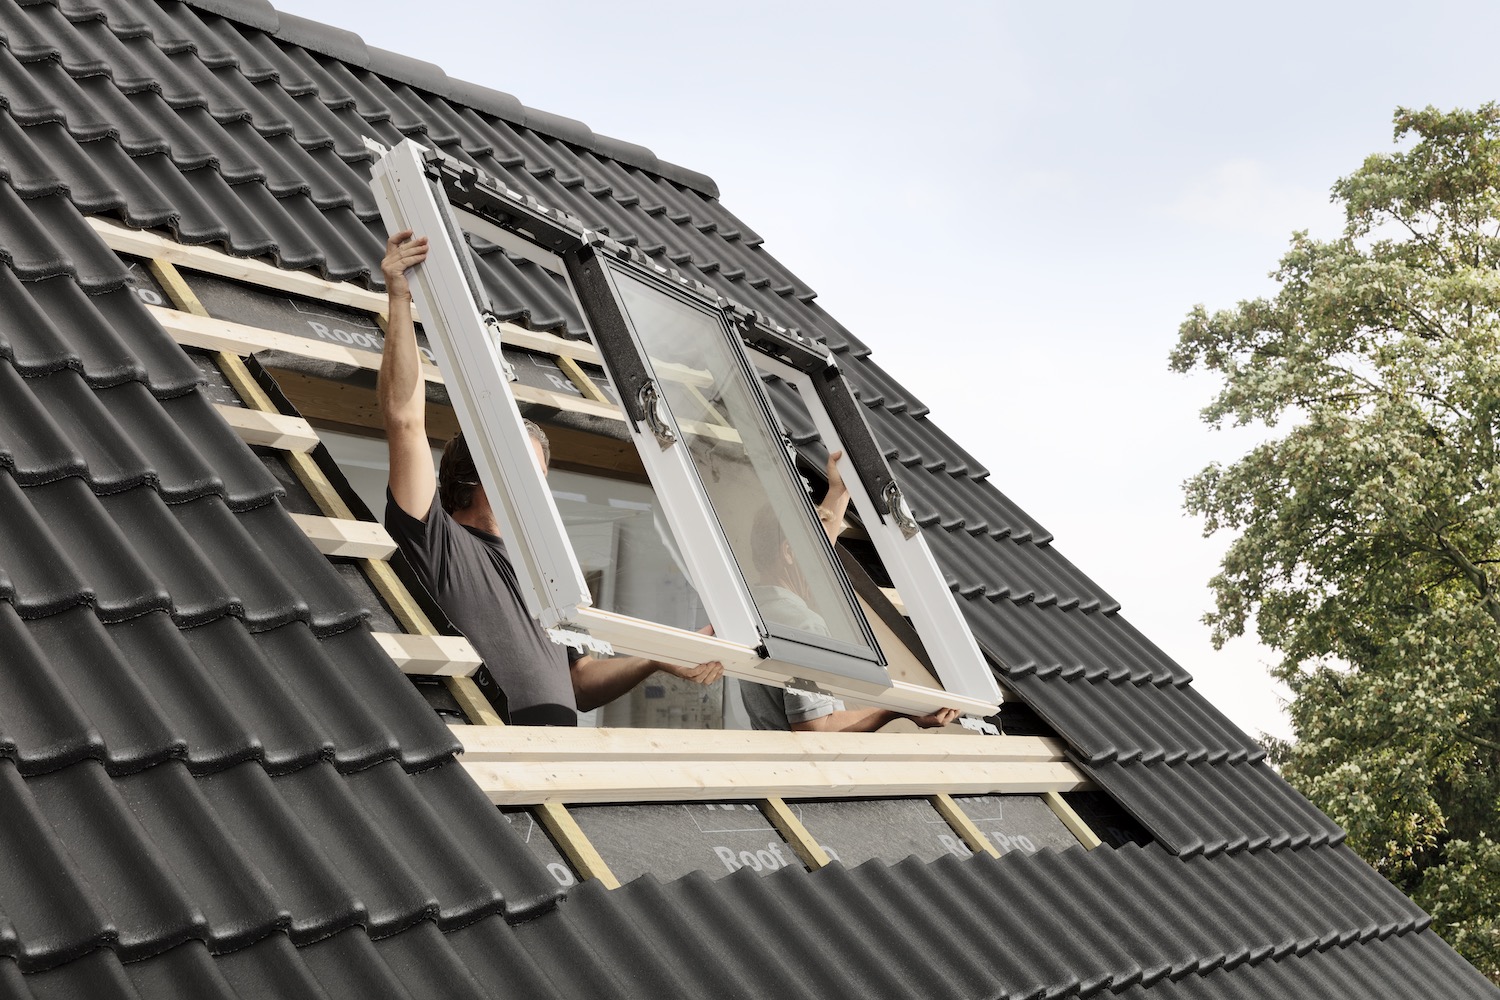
{"left": 277, "top": 0, "right": 1500, "bottom": 742}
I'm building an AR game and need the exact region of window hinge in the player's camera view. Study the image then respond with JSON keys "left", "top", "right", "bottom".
{"left": 638, "top": 380, "right": 677, "bottom": 449}
{"left": 883, "top": 481, "right": 921, "bottom": 540}
{"left": 482, "top": 313, "right": 517, "bottom": 381}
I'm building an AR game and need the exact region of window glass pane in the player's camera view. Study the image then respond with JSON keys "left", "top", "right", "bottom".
{"left": 548, "top": 467, "right": 705, "bottom": 630}
{"left": 610, "top": 268, "right": 873, "bottom": 656}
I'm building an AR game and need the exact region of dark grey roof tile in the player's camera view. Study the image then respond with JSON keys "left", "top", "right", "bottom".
{"left": 175, "top": 616, "right": 332, "bottom": 774}
{"left": 969, "top": 597, "right": 1190, "bottom": 685}
{"left": 223, "top": 499, "right": 369, "bottom": 633}
{"left": 73, "top": 74, "right": 166, "bottom": 154}
{"left": 248, "top": 622, "right": 401, "bottom": 772}
{"left": 0, "top": 602, "right": 104, "bottom": 777}
{"left": 157, "top": 389, "right": 283, "bottom": 508}
{"left": 0, "top": 362, "right": 88, "bottom": 484}
{"left": 87, "top": 486, "right": 249, "bottom": 625}
{"left": 5, "top": 274, "right": 137, "bottom": 385}
{"left": 0, "top": 187, "right": 126, "bottom": 286}
{"left": 271, "top": 763, "right": 438, "bottom": 937}
{"left": 309, "top": 627, "right": 462, "bottom": 768}
{"left": 112, "top": 760, "right": 284, "bottom": 951}
{"left": 370, "top": 919, "right": 493, "bottom": 1000}
{"left": 342, "top": 761, "right": 504, "bottom": 928}
{"left": 0, "top": 471, "right": 87, "bottom": 615}
{"left": 404, "top": 759, "right": 565, "bottom": 923}
{"left": 297, "top": 927, "right": 417, "bottom": 1000}
{"left": 443, "top": 914, "right": 575, "bottom": 999}
{"left": 194, "top": 761, "right": 365, "bottom": 945}
{"left": 120, "top": 940, "right": 241, "bottom": 1000}
{"left": 1088, "top": 759, "right": 1345, "bottom": 858}
{"left": 27, "top": 759, "right": 207, "bottom": 961}
{"left": 0, "top": 758, "right": 113, "bottom": 972}
{"left": 0, "top": 117, "right": 68, "bottom": 199}
{"left": 0, "top": 3, "right": 58, "bottom": 62}
{"left": 113, "top": 0, "right": 201, "bottom": 55}
{"left": 75, "top": 15, "right": 172, "bottom": 92}
{"left": 13, "top": 946, "right": 137, "bottom": 999}
{"left": 212, "top": 930, "right": 332, "bottom": 1000}
{"left": 90, "top": 283, "right": 203, "bottom": 396}
{"left": 23, "top": 607, "right": 182, "bottom": 775}
{"left": 28, "top": 476, "right": 173, "bottom": 620}
{"left": 1005, "top": 670, "right": 1261, "bottom": 766}
{"left": 32, "top": 374, "right": 178, "bottom": 494}
{"left": 282, "top": 45, "right": 354, "bottom": 108}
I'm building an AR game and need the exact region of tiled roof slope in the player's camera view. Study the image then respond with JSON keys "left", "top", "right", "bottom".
{"left": 0, "top": 0, "right": 1492, "bottom": 996}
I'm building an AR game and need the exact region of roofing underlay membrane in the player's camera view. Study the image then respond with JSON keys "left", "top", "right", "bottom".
{"left": 0, "top": 1, "right": 1495, "bottom": 997}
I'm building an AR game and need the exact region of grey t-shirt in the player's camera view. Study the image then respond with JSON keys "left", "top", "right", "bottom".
{"left": 386, "top": 490, "right": 578, "bottom": 724}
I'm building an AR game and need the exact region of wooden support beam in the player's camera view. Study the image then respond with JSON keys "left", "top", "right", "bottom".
{"left": 214, "top": 405, "right": 320, "bottom": 452}
{"left": 289, "top": 512, "right": 397, "bottom": 559}
{"left": 760, "top": 797, "right": 831, "bottom": 869}
{"left": 462, "top": 759, "right": 1086, "bottom": 805}
{"left": 535, "top": 802, "right": 619, "bottom": 889}
{"left": 555, "top": 355, "right": 612, "bottom": 405}
{"left": 373, "top": 632, "right": 484, "bottom": 677}
{"left": 931, "top": 793, "right": 1001, "bottom": 859}
{"left": 103, "top": 217, "right": 389, "bottom": 312}
{"left": 451, "top": 726, "right": 1068, "bottom": 764}
{"left": 445, "top": 675, "right": 505, "bottom": 727}
{"left": 1045, "top": 790, "right": 1103, "bottom": 850}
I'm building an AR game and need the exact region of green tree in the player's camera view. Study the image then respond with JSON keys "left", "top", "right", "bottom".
{"left": 1171, "top": 105, "right": 1500, "bottom": 980}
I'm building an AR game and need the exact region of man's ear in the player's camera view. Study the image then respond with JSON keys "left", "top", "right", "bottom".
{"left": 781, "top": 539, "right": 796, "bottom": 564}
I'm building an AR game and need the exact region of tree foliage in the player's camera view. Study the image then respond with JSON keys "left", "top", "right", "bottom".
{"left": 1172, "top": 106, "right": 1500, "bottom": 980}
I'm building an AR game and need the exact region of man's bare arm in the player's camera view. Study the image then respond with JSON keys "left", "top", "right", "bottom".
{"left": 378, "top": 230, "right": 435, "bottom": 519}
{"left": 570, "top": 655, "right": 725, "bottom": 713}
{"left": 791, "top": 706, "right": 959, "bottom": 733}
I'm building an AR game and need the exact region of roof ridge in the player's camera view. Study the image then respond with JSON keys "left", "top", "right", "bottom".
{"left": 176, "top": 0, "right": 721, "bottom": 199}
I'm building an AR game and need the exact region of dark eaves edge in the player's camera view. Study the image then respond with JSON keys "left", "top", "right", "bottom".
{"left": 179, "top": 0, "right": 722, "bottom": 199}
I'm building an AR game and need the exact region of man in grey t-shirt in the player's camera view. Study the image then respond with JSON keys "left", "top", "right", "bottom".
{"left": 378, "top": 231, "right": 723, "bottom": 725}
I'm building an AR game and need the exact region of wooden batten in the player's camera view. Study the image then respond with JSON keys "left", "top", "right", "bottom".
{"left": 373, "top": 632, "right": 484, "bottom": 677}
{"left": 761, "top": 797, "right": 832, "bottom": 869}
{"left": 536, "top": 802, "right": 620, "bottom": 889}
{"left": 931, "top": 792, "right": 1001, "bottom": 859}
{"left": 289, "top": 512, "right": 398, "bottom": 559}
{"left": 450, "top": 726, "right": 1068, "bottom": 764}
{"left": 1045, "top": 790, "right": 1103, "bottom": 850}
{"left": 214, "top": 405, "right": 320, "bottom": 452}
{"left": 462, "top": 758, "right": 1085, "bottom": 805}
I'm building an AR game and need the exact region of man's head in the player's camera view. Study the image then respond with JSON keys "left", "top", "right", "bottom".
{"left": 438, "top": 421, "right": 551, "bottom": 514}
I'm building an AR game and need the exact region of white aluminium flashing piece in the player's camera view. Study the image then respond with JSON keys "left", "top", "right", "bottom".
{"left": 370, "top": 139, "right": 593, "bottom": 631}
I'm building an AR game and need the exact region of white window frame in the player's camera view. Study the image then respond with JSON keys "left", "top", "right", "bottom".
{"left": 370, "top": 139, "right": 999, "bottom": 715}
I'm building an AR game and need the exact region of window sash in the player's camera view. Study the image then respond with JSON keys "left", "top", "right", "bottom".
{"left": 371, "top": 138, "right": 1000, "bottom": 714}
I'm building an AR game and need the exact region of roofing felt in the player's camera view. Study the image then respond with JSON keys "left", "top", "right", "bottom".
{"left": 0, "top": 0, "right": 1493, "bottom": 996}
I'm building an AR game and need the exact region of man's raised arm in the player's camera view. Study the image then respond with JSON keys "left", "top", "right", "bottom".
{"left": 378, "top": 230, "right": 435, "bottom": 519}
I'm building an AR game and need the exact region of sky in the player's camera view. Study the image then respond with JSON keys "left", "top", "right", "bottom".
{"left": 275, "top": 0, "right": 1500, "bottom": 742}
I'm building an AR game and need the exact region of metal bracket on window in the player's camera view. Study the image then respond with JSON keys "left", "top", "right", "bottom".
{"left": 958, "top": 716, "right": 1000, "bottom": 736}
{"left": 482, "top": 313, "right": 517, "bottom": 382}
{"left": 546, "top": 627, "right": 614, "bottom": 659}
{"left": 638, "top": 380, "right": 677, "bottom": 449}
{"left": 883, "top": 481, "right": 921, "bottom": 540}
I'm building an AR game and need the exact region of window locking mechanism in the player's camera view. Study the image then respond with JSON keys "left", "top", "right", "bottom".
{"left": 638, "top": 380, "right": 677, "bottom": 449}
